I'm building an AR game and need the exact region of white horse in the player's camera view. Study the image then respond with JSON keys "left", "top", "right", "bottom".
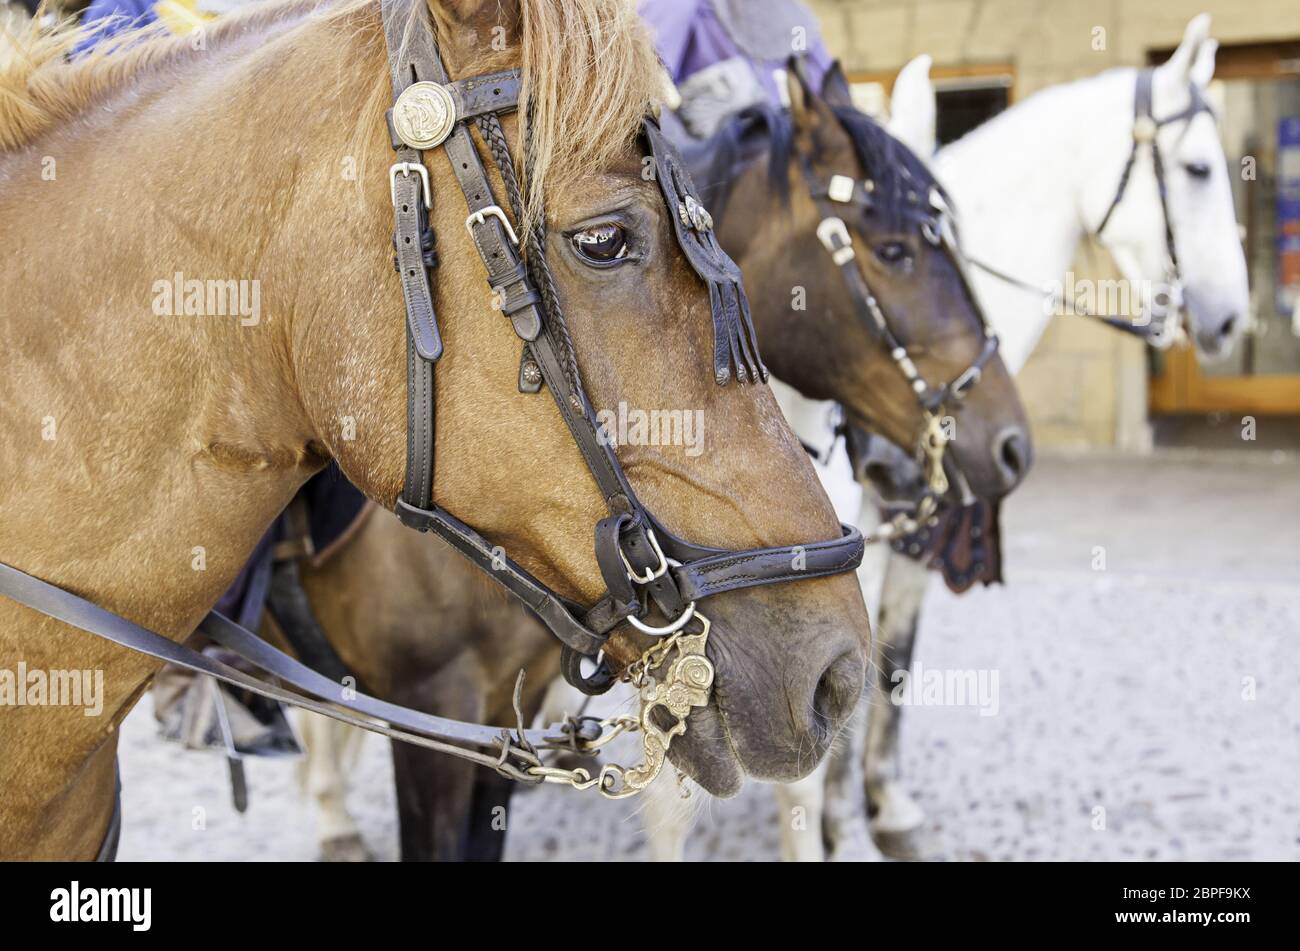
{"left": 852, "top": 13, "right": 1249, "bottom": 860}
{"left": 637, "top": 12, "right": 1250, "bottom": 861}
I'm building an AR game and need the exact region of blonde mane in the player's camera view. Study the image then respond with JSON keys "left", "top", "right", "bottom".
{"left": 511, "top": 0, "right": 662, "bottom": 229}
{"left": 0, "top": 0, "right": 662, "bottom": 228}
{"left": 0, "top": 0, "right": 320, "bottom": 151}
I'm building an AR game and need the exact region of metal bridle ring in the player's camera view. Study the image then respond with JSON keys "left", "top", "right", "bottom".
{"left": 627, "top": 600, "right": 697, "bottom": 636}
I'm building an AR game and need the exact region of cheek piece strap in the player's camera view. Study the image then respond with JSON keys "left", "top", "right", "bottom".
{"left": 1091, "top": 68, "right": 1215, "bottom": 343}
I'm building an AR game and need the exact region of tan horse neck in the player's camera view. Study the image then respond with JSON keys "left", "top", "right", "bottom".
{"left": 0, "top": 5, "right": 390, "bottom": 858}
{"left": 0, "top": 0, "right": 669, "bottom": 857}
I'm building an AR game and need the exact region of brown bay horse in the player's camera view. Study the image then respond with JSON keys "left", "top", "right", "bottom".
{"left": 277, "top": 67, "right": 1034, "bottom": 860}
{"left": 0, "top": 0, "right": 873, "bottom": 859}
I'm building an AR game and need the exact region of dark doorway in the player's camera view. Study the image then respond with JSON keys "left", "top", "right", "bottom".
{"left": 936, "top": 82, "right": 1011, "bottom": 147}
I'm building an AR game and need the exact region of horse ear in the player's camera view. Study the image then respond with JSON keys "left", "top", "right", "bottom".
{"left": 1190, "top": 38, "right": 1218, "bottom": 88}
{"left": 820, "top": 61, "right": 855, "bottom": 109}
{"left": 784, "top": 56, "right": 824, "bottom": 137}
{"left": 888, "top": 54, "right": 936, "bottom": 159}
{"left": 1159, "top": 14, "right": 1211, "bottom": 85}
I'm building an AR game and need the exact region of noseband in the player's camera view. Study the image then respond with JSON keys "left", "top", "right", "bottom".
{"left": 0, "top": 0, "right": 865, "bottom": 802}
{"left": 803, "top": 158, "right": 1000, "bottom": 530}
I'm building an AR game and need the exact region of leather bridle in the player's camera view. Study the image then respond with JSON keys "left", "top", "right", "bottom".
{"left": 0, "top": 0, "right": 864, "bottom": 802}
{"left": 1092, "top": 68, "right": 1213, "bottom": 342}
{"left": 966, "top": 68, "right": 1215, "bottom": 347}
{"left": 841, "top": 69, "right": 1219, "bottom": 578}
{"left": 382, "top": 3, "right": 861, "bottom": 696}
{"left": 802, "top": 158, "right": 1000, "bottom": 533}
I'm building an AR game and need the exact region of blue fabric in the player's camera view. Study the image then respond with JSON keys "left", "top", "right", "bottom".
{"left": 76, "top": 0, "right": 158, "bottom": 54}
{"left": 639, "top": 0, "right": 831, "bottom": 104}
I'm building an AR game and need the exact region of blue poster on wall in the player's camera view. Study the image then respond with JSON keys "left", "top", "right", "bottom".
{"left": 1279, "top": 116, "right": 1300, "bottom": 320}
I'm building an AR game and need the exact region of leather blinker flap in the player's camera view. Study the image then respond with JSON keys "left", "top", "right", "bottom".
{"left": 644, "top": 117, "right": 767, "bottom": 386}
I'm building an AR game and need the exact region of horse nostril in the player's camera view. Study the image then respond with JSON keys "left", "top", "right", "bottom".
{"left": 1220, "top": 313, "right": 1238, "bottom": 339}
{"left": 812, "top": 650, "right": 863, "bottom": 731}
{"left": 994, "top": 428, "right": 1029, "bottom": 489}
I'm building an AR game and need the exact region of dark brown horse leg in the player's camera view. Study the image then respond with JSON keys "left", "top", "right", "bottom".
{"left": 389, "top": 656, "right": 486, "bottom": 862}
{"left": 863, "top": 549, "right": 930, "bottom": 857}
{"left": 456, "top": 669, "right": 555, "bottom": 862}
{"left": 462, "top": 772, "right": 516, "bottom": 861}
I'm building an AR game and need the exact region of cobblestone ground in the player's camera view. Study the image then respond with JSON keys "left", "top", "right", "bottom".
{"left": 116, "top": 451, "right": 1300, "bottom": 861}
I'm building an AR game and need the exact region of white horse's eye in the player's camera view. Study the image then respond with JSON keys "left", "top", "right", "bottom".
{"left": 1183, "top": 161, "right": 1212, "bottom": 181}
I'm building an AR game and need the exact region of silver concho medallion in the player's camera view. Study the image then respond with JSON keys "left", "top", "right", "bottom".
{"left": 393, "top": 82, "right": 457, "bottom": 150}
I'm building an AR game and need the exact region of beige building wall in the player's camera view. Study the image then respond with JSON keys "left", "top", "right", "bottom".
{"left": 807, "top": 0, "right": 1300, "bottom": 449}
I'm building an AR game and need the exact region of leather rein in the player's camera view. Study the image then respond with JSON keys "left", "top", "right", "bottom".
{"left": 0, "top": 0, "right": 865, "bottom": 802}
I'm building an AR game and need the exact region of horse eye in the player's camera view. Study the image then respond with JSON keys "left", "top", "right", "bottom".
{"left": 1184, "top": 161, "right": 1212, "bottom": 180}
{"left": 571, "top": 223, "right": 629, "bottom": 265}
{"left": 875, "top": 241, "right": 911, "bottom": 266}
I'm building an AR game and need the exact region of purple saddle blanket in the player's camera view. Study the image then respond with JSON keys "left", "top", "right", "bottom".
{"left": 639, "top": 0, "right": 831, "bottom": 110}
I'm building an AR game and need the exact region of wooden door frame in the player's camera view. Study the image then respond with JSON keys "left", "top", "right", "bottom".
{"left": 845, "top": 62, "right": 1017, "bottom": 101}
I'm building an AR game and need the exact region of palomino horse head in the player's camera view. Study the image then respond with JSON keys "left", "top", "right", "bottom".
{"left": 686, "top": 65, "right": 1032, "bottom": 502}
{"left": 356, "top": 1, "right": 871, "bottom": 794}
{"left": 1078, "top": 15, "right": 1249, "bottom": 360}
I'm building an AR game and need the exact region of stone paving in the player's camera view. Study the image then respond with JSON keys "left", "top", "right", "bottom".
{"left": 115, "top": 451, "right": 1300, "bottom": 861}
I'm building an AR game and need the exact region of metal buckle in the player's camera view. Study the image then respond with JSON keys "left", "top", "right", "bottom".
{"left": 1146, "top": 275, "right": 1184, "bottom": 348}
{"left": 928, "top": 186, "right": 950, "bottom": 215}
{"left": 627, "top": 599, "right": 697, "bottom": 636}
{"left": 950, "top": 364, "right": 982, "bottom": 398}
{"left": 816, "top": 217, "right": 855, "bottom": 266}
{"left": 389, "top": 162, "right": 431, "bottom": 210}
{"left": 827, "top": 174, "right": 856, "bottom": 204}
{"left": 620, "top": 529, "right": 669, "bottom": 584}
{"left": 465, "top": 205, "right": 519, "bottom": 246}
